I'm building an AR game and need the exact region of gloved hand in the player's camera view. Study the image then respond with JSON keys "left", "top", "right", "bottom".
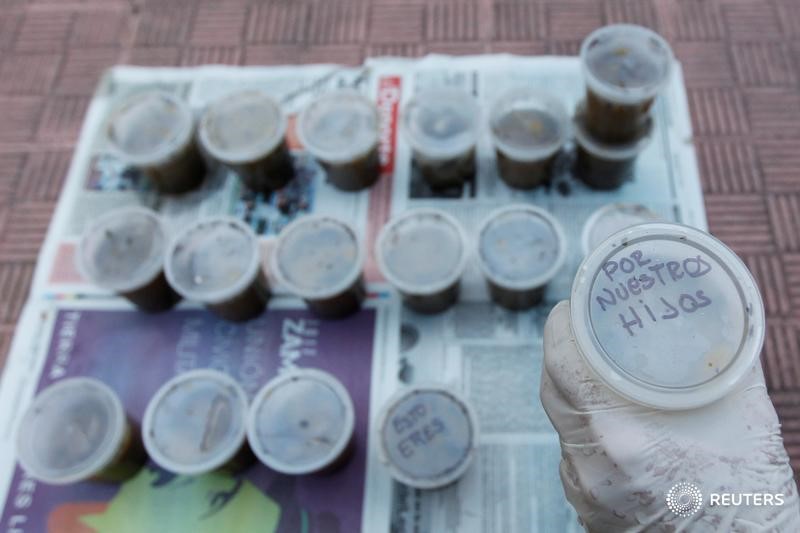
{"left": 541, "top": 300, "right": 800, "bottom": 532}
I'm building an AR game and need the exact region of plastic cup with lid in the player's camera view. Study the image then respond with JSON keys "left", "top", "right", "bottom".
{"left": 573, "top": 102, "right": 653, "bottom": 190}
{"left": 17, "top": 377, "right": 146, "bottom": 485}
{"left": 165, "top": 217, "right": 269, "bottom": 322}
{"left": 142, "top": 369, "right": 252, "bottom": 475}
{"left": 296, "top": 90, "right": 381, "bottom": 191}
{"left": 570, "top": 222, "right": 765, "bottom": 410}
{"left": 488, "top": 88, "right": 570, "bottom": 190}
{"left": 477, "top": 205, "right": 567, "bottom": 310}
{"left": 105, "top": 91, "right": 205, "bottom": 194}
{"left": 271, "top": 215, "right": 366, "bottom": 319}
{"left": 247, "top": 368, "right": 356, "bottom": 475}
{"left": 376, "top": 384, "right": 477, "bottom": 490}
{"left": 199, "top": 90, "right": 294, "bottom": 194}
{"left": 581, "top": 203, "right": 662, "bottom": 256}
{"left": 76, "top": 207, "right": 179, "bottom": 312}
{"left": 580, "top": 24, "right": 673, "bottom": 144}
{"left": 402, "top": 89, "right": 480, "bottom": 188}
{"left": 376, "top": 208, "right": 470, "bottom": 314}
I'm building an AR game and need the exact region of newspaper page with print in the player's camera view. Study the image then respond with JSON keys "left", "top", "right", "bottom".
{"left": 0, "top": 55, "right": 705, "bottom": 533}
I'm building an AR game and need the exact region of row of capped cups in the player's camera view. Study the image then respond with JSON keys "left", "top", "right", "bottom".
{"left": 17, "top": 369, "right": 479, "bottom": 491}
{"left": 104, "top": 89, "right": 382, "bottom": 196}
{"left": 268, "top": 204, "right": 568, "bottom": 316}
{"left": 15, "top": 369, "right": 355, "bottom": 483}
{"left": 77, "top": 204, "right": 567, "bottom": 321}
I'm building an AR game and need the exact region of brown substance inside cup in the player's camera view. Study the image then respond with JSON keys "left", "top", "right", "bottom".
{"left": 120, "top": 270, "right": 181, "bottom": 313}
{"left": 415, "top": 149, "right": 475, "bottom": 189}
{"left": 227, "top": 140, "right": 294, "bottom": 194}
{"left": 320, "top": 145, "right": 380, "bottom": 191}
{"left": 401, "top": 281, "right": 460, "bottom": 314}
{"left": 585, "top": 89, "right": 653, "bottom": 145}
{"left": 575, "top": 143, "right": 638, "bottom": 190}
{"left": 207, "top": 270, "right": 270, "bottom": 322}
{"left": 304, "top": 277, "right": 367, "bottom": 319}
{"left": 495, "top": 150, "right": 556, "bottom": 190}
{"left": 92, "top": 419, "right": 148, "bottom": 483}
{"left": 487, "top": 281, "right": 545, "bottom": 311}
{"left": 141, "top": 139, "right": 206, "bottom": 195}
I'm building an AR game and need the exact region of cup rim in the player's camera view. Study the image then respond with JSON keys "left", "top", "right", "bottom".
{"left": 401, "top": 88, "right": 480, "bottom": 161}
{"left": 270, "top": 214, "right": 365, "bottom": 301}
{"left": 476, "top": 204, "right": 568, "bottom": 291}
{"left": 375, "top": 383, "right": 478, "bottom": 489}
{"left": 573, "top": 102, "right": 654, "bottom": 160}
{"left": 246, "top": 368, "right": 355, "bottom": 475}
{"left": 142, "top": 369, "right": 249, "bottom": 476}
{"left": 488, "top": 87, "right": 570, "bottom": 163}
{"left": 375, "top": 208, "right": 471, "bottom": 296}
{"left": 580, "top": 203, "right": 662, "bottom": 257}
{"left": 570, "top": 222, "right": 765, "bottom": 410}
{"left": 164, "top": 216, "right": 262, "bottom": 305}
{"left": 16, "top": 377, "right": 128, "bottom": 485}
{"left": 296, "top": 89, "right": 380, "bottom": 165}
{"left": 579, "top": 24, "right": 674, "bottom": 105}
{"left": 198, "top": 90, "right": 288, "bottom": 165}
{"left": 76, "top": 206, "right": 168, "bottom": 294}
{"left": 105, "top": 90, "right": 195, "bottom": 168}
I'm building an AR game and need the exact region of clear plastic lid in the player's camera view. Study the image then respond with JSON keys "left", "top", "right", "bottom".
{"left": 580, "top": 24, "right": 674, "bottom": 105}
{"left": 271, "top": 215, "right": 364, "bottom": 300}
{"left": 573, "top": 103, "right": 653, "bottom": 160}
{"left": 165, "top": 217, "right": 261, "bottom": 305}
{"left": 17, "top": 377, "right": 127, "bottom": 485}
{"left": 247, "top": 368, "right": 355, "bottom": 475}
{"left": 477, "top": 205, "right": 567, "bottom": 290}
{"left": 581, "top": 203, "right": 662, "bottom": 256}
{"left": 402, "top": 89, "right": 480, "bottom": 161}
{"left": 198, "top": 90, "right": 287, "bottom": 165}
{"left": 296, "top": 90, "right": 379, "bottom": 165}
{"left": 142, "top": 369, "right": 248, "bottom": 475}
{"left": 377, "top": 385, "right": 477, "bottom": 489}
{"left": 376, "top": 208, "right": 470, "bottom": 296}
{"left": 570, "top": 223, "right": 765, "bottom": 410}
{"left": 489, "top": 88, "right": 569, "bottom": 163}
{"left": 106, "top": 91, "right": 194, "bottom": 167}
{"left": 76, "top": 207, "right": 167, "bottom": 293}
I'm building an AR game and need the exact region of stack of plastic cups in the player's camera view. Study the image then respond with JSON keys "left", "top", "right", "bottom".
{"left": 575, "top": 24, "right": 673, "bottom": 189}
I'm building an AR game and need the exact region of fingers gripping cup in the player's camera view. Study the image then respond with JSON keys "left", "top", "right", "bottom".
{"left": 77, "top": 207, "right": 180, "bottom": 312}
{"left": 199, "top": 91, "right": 294, "bottom": 194}
{"left": 247, "top": 369, "right": 356, "bottom": 475}
{"left": 297, "top": 91, "right": 380, "bottom": 192}
{"left": 573, "top": 104, "right": 653, "bottom": 190}
{"left": 165, "top": 217, "right": 269, "bottom": 322}
{"left": 489, "top": 88, "right": 569, "bottom": 190}
{"left": 477, "top": 205, "right": 567, "bottom": 310}
{"left": 402, "top": 89, "right": 480, "bottom": 188}
{"left": 271, "top": 215, "right": 366, "bottom": 319}
{"left": 105, "top": 91, "right": 205, "bottom": 194}
{"left": 17, "top": 378, "right": 146, "bottom": 485}
{"left": 377, "top": 385, "right": 477, "bottom": 490}
{"left": 143, "top": 370, "right": 251, "bottom": 475}
{"left": 580, "top": 24, "right": 673, "bottom": 144}
{"left": 581, "top": 203, "right": 662, "bottom": 256}
{"left": 377, "top": 209, "right": 470, "bottom": 314}
{"left": 570, "top": 223, "right": 766, "bottom": 410}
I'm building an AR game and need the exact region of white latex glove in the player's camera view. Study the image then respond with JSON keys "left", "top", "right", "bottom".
{"left": 541, "top": 300, "right": 800, "bottom": 532}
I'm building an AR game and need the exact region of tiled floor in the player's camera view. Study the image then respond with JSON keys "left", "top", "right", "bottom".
{"left": 0, "top": 0, "right": 798, "bottom": 474}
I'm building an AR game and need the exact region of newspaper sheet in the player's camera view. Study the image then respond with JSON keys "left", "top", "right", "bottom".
{"left": 0, "top": 55, "right": 705, "bottom": 533}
